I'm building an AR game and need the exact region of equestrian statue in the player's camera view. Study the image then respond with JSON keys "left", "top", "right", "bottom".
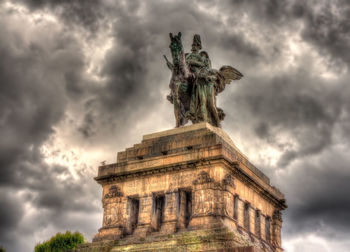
{"left": 164, "top": 32, "right": 243, "bottom": 128}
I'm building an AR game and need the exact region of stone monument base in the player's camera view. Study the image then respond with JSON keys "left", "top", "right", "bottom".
{"left": 72, "top": 227, "right": 272, "bottom": 252}
{"left": 71, "top": 123, "right": 286, "bottom": 252}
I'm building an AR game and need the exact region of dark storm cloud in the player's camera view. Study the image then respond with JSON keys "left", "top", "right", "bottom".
{"left": 0, "top": 192, "right": 23, "bottom": 244}
{"left": 15, "top": 0, "right": 109, "bottom": 32}
{"left": 236, "top": 70, "right": 342, "bottom": 167}
{"left": 282, "top": 149, "right": 350, "bottom": 240}
{"left": 296, "top": 0, "right": 350, "bottom": 66}
{"left": 0, "top": 9, "right": 84, "bottom": 185}
{"left": 0, "top": 4, "right": 100, "bottom": 250}
{"left": 219, "top": 33, "right": 262, "bottom": 59}
{"left": 78, "top": 109, "right": 97, "bottom": 138}
{"left": 228, "top": 0, "right": 350, "bottom": 67}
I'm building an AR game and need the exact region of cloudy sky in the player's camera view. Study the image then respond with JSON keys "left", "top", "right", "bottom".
{"left": 0, "top": 0, "right": 349, "bottom": 251}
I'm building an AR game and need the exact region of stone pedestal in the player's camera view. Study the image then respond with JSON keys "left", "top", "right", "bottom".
{"left": 83, "top": 123, "right": 287, "bottom": 252}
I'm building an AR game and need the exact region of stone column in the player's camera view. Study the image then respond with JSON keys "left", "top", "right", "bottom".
{"left": 249, "top": 207, "right": 255, "bottom": 234}
{"left": 260, "top": 214, "right": 266, "bottom": 241}
{"left": 255, "top": 210, "right": 261, "bottom": 238}
{"left": 93, "top": 185, "right": 126, "bottom": 241}
{"left": 272, "top": 210, "right": 283, "bottom": 250}
{"left": 189, "top": 171, "right": 223, "bottom": 229}
{"left": 177, "top": 190, "right": 187, "bottom": 229}
{"left": 222, "top": 173, "right": 235, "bottom": 219}
{"left": 160, "top": 191, "right": 178, "bottom": 234}
{"left": 237, "top": 198, "right": 244, "bottom": 227}
{"left": 243, "top": 202, "right": 250, "bottom": 231}
{"left": 265, "top": 215, "right": 271, "bottom": 243}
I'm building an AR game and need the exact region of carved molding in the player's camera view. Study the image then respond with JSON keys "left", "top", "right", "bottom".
{"left": 104, "top": 185, "right": 123, "bottom": 199}
{"left": 192, "top": 171, "right": 213, "bottom": 185}
{"left": 273, "top": 210, "right": 282, "bottom": 223}
{"left": 96, "top": 158, "right": 219, "bottom": 184}
{"left": 222, "top": 173, "right": 235, "bottom": 188}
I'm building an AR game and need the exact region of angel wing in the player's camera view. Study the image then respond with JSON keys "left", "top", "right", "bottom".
{"left": 214, "top": 65, "right": 243, "bottom": 94}
{"left": 219, "top": 65, "right": 243, "bottom": 84}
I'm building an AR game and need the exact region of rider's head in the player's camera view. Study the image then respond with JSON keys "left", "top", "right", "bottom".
{"left": 191, "top": 34, "right": 202, "bottom": 52}
{"left": 200, "top": 51, "right": 211, "bottom": 68}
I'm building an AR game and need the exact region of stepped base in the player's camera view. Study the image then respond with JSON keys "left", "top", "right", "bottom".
{"left": 71, "top": 227, "right": 275, "bottom": 252}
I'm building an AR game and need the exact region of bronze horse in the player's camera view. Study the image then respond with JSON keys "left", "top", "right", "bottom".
{"left": 165, "top": 32, "right": 193, "bottom": 127}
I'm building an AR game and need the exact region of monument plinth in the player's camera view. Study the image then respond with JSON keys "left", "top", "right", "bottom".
{"left": 77, "top": 123, "right": 287, "bottom": 252}
{"left": 73, "top": 33, "right": 287, "bottom": 252}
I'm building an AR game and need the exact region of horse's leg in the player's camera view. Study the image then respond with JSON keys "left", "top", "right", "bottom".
{"left": 173, "top": 82, "right": 182, "bottom": 127}
{"left": 178, "top": 82, "right": 189, "bottom": 127}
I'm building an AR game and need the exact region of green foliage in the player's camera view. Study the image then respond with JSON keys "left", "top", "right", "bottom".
{"left": 0, "top": 245, "right": 6, "bottom": 252}
{"left": 34, "top": 231, "right": 85, "bottom": 252}
{"left": 34, "top": 242, "right": 50, "bottom": 252}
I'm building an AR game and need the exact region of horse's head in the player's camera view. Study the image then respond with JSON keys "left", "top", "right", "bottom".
{"left": 169, "top": 32, "right": 183, "bottom": 65}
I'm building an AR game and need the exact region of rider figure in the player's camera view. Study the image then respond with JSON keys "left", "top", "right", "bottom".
{"left": 186, "top": 34, "right": 206, "bottom": 75}
{"left": 186, "top": 35, "right": 207, "bottom": 122}
{"left": 185, "top": 35, "right": 221, "bottom": 126}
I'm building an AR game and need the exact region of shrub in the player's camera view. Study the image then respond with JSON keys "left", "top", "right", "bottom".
{"left": 0, "top": 245, "right": 6, "bottom": 252}
{"left": 34, "top": 241, "right": 50, "bottom": 252}
{"left": 34, "top": 231, "right": 85, "bottom": 252}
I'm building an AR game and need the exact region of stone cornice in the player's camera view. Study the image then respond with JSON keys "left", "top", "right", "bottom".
{"left": 95, "top": 153, "right": 286, "bottom": 210}
{"left": 113, "top": 122, "right": 271, "bottom": 184}
{"left": 95, "top": 156, "right": 219, "bottom": 184}
{"left": 98, "top": 143, "right": 277, "bottom": 194}
{"left": 228, "top": 162, "right": 287, "bottom": 210}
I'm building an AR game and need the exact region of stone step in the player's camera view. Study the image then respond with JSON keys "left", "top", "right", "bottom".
{"left": 72, "top": 227, "right": 270, "bottom": 252}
